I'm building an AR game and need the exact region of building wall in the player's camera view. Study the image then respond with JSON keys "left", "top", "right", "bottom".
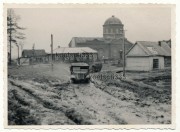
{"left": 103, "top": 24, "right": 124, "bottom": 39}
{"left": 75, "top": 43, "right": 110, "bottom": 60}
{"left": 52, "top": 53, "right": 98, "bottom": 63}
{"left": 126, "top": 56, "right": 165, "bottom": 71}
{"left": 68, "top": 38, "right": 76, "bottom": 47}
{"left": 126, "top": 57, "right": 151, "bottom": 71}
{"left": 164, "top": 56, "right": 171, "bottom": 67}
{"left": 128, "top": 44, "right": 147, "bottom": 56}
{"left": 73, "top": 41, "right": 133, "bottom": 60}
{"left": 149, "top": 56, "right": 164, "bottom": 70}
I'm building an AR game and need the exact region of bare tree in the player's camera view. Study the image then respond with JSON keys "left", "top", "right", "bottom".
{"left": 7, "top": 9, "right": 26, "bottom": 65}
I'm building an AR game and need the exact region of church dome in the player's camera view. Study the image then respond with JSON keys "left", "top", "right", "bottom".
{"left": 104, "top": 15, "right": 122, "bottom": 25}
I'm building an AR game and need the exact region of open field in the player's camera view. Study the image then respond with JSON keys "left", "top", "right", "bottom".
{"left": 8, "top": 63, "right": 171, "bottom": 125}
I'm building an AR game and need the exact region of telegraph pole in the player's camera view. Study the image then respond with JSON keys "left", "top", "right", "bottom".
{"left": 16, "top": 44, "right": 19, "bottom": 65}
{"left": 32, "top": 43, "right": 35, "bottom": 65}
{"left": 50, "top": 34, "right": 54, "bottom": 71}
{"left": 51, "top": 34, "right": 53, "bottom": 62}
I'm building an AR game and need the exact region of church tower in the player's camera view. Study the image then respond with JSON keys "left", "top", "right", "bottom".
{"left": 103, "top": 15, "right": 124, "bottom": 40}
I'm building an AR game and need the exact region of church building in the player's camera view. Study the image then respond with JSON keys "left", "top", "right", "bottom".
{"left": 68, "top": 15, "right": 133, "bottom": 60}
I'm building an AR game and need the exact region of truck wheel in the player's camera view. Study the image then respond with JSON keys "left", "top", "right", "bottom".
{"left": 71, "top": 79, "right": 75, "bottom": 84}
{"left": 92, "top": 66, "right": 95, "bottom": 73}
{"left": 86, "top": 79, "right": 90, "bottom": 83}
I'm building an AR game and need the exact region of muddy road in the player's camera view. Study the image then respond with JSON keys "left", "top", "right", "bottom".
{"left": 8, "top": 64, "right": 171, "bottom": 125}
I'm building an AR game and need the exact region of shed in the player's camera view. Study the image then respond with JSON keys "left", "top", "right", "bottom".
{"left": 126, "top": 41, "right": 171, "bottom": 71}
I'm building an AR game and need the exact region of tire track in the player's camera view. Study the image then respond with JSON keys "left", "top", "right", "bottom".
{"left": 73, "top": 83, "right": 128, "bottom": 124}
{"left": 9, "top": 79, "right": 76, "bottom": 125}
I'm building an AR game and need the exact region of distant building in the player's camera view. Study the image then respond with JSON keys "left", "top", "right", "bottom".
{"left": 21, "top": 49, "right": 48, "bottom": 64}
{"left": 126, "top": 41, "right": 171, "bottom": 71}
{"left": 52, "top": 47, "right": 98, "bottom": 63}
{"left": 69, "top": 15, "right": 133, "bottom": 61}
{"left": 22, "top": 49, "right": 46, "bottom": 57}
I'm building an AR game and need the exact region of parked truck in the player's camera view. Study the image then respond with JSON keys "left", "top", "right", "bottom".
{"left": 89, "top": 61, "right": 103, "bottom": 73}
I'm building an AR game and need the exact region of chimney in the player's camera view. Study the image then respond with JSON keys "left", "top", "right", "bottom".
{"left": 158, "top": 41, "right": 161, "bottom": 47}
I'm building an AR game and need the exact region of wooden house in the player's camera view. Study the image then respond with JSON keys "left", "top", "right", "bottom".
{"left": 126, "top": 41, "right": 171, "bottom": 71}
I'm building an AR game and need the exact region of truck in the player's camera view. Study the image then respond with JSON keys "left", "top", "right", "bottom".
{"left": 89, "top": 61, "right": 102, "bottom": 73}
{"left": 70, "top": 63, "right": 90, "bottom": 83}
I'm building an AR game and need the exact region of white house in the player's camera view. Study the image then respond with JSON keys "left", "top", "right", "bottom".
{"left": 126, "top": 41, "right": 171, "bottom": 71}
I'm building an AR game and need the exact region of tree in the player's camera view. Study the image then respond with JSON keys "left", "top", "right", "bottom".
{"left": 7, "top": 9, "right": 26, "bottom": 65}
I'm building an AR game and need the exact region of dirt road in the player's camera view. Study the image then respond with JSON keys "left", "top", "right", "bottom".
{"left": 8, "top": 63, "right": 171, "bottom": 125}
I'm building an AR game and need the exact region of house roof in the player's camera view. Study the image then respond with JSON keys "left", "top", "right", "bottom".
{"left": 126, "top": 41, "right": 171, "bottom": 57}
{"left": 22, "top": 49, "right": 46, "bottom": 57}
{"left": 54, "top": 47, "right": 97, "bottom": 54}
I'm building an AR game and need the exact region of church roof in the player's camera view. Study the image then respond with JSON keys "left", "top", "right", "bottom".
{"left": 70, "top": 37, "right": 134, "bottom": 54}
{"left": 73, "top": 37, "right": 105, "bottom": 44}
{"left": 104, "top": 15, "right": 122, "bottom": 25}
{"left": 72, "top": 37, "right": 133, "bottom": 45}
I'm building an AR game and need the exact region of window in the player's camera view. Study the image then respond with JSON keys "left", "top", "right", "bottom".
{"left": 106, "top": 28, "right": 108, "bottom": 33}
{"left": 108, "top": 28, "right": 111, "bottom": 33}
{"left": 111, "top": 28, "right": 113, "bottom": 33}
{"left": 113, "top": 49, "right": 117, "bottom": 57}
{"left": 116, "top": 29, "right": 119, "bottom": 34}
{"left": 119, "top": 50, "right": 123, "bottom": 59}
{"left": 119, "top": 29, "right": 122, "bottom": 34}
{"left": 153, "top": 59, "right": 159, "bottom": 69}
{"left": 113, "top": 28, "right": 116, "bottom": 33}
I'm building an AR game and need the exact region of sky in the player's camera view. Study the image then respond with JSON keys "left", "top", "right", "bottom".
{"left": 9, "top": 5, "right": 171, "bottom": 58}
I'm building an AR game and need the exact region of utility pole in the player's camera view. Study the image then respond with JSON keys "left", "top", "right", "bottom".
{"left": 16, "top": 44, "right": 19, "bottom": 65}
{"left": 51, "top": 34, "right": 53, "bottom": 62}
{"left": 122, "top": 29, "right": 126, "bottom": 77}
{"left": 50, "top": 34, "right": 54, "bottom": 71}
{"left": 32, "top": 43, "right": 35, "bottom": 65}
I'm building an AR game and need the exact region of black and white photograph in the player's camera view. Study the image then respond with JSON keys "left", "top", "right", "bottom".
{"left": 4, "top": 4, "right": 174, "bottom": 127}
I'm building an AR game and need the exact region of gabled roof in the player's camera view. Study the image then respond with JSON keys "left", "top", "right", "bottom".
{"left": 54, "top": 47, "right": 97, "bottom": 54}
{"left": 22, "top": 49, "right": 46, "bottom": 57}
{"left": 126, "top": 41, "right": 171, "bottom": 57}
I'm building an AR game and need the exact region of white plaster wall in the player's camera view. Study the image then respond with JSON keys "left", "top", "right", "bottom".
{"left": 128, "top": 45, "right": 147, "bottom": 56}
{"left": 149, "top": 56, "right": 164, "bottom": 70}
{"left": 69, "top": 38, "right": 76, "bottom": 47}
{"left": 126, "top": 57, "right": 150, "bottom": 71}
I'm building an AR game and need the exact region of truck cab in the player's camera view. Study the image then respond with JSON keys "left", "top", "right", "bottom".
{"left": 70, "top": 63, "right": 90, "bottom": 83}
